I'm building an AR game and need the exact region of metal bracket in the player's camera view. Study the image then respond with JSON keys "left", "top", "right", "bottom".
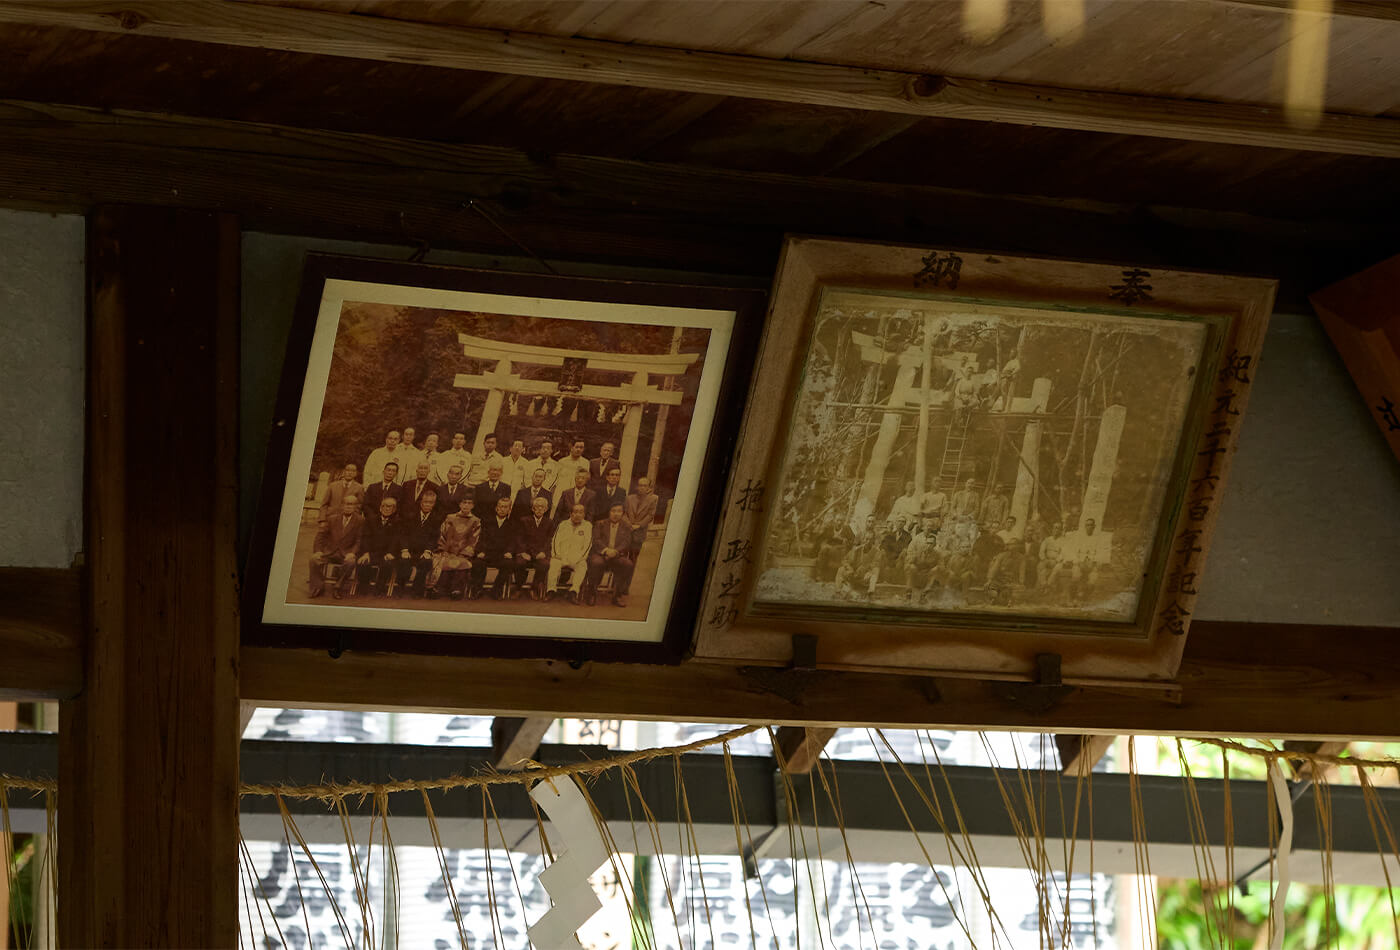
{"left": 998, "top": 653, "right": 1073, "bottom": 715}
{"left": 737, "top": 634, "right": 820, "bottom": 705}
{"left": 789, "top": 634, "right": 818, "bottom": 671}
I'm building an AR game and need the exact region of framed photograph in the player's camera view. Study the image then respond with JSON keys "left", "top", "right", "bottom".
{"left": 694, "top": 237, "right": 1276, "bottom": 683}
{"left": 245, "top": 255, "right": 764, "bottom": 663}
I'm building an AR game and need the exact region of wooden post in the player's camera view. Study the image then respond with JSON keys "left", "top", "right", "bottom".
{"left": 59, "top": 206, "right": 240, "bottom": 947}
{"left": 491, "top": 716, "right": 554, "bottom": 771}
{"left": 775, "top": 726, "right": 840, "bottom": 774}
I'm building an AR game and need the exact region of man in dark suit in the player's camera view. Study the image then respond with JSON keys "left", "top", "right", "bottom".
{"left": 513, "top": 495, "right": 554, "bottom": 600}
{"left": 364, "top": 462, "right": 403, "bottom": 515}
{"left": 591, "top": 466, "right": 627, "bottom": 521}
{"left": 473, "top": 463, "right": 512, "bottom": 518}
{"left": 434, "top": 463, "right": 472, "bottom": 518}
{"left": 514, "top": 467, "right": 552, "bottom": 517}
{"left": 356, "top": 496, "right": 402, "bottom": 596}
{"left": 588, "top": 441, "right": 622, "bottom": 492}
{"left": 401, "top": 461, "right": 437, "bottom": 515}
{"left": 472, "top": 496, "right": 517, "bottom": 599}
{"left": 308, "top": 495, "right": 364, "bottom": 598}
{"left": 551, "top": 468, "right": 595, "bottom": 524}
{"left": 584, "top": 503, "right": 635, "bottom": 607}
{"left": 396, "top": 488, "right": 441, "bottom": 597}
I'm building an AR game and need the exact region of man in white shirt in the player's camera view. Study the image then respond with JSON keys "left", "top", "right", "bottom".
{"left": 438, "top": 432, "right": 472, "bottom": 486}
{"left": 362, "top": 431, "right": 404, "bottom": 487}
{"left": 466, "top": 432, "right": 505, "bottom": 487}
{"left": 396, "top": 427, "right": 423, "bottom": 486}
{"left": 533, "top": 439, "right": 560, "bottom": 493}
{"left": 885, "top": 481, "right": 920, "bottom": 530}
{"left": 555, "top": 439, "right": 591, "bottom": 496}
{"left": 421, "top": 433, "right": 446, "bottom": 484}
{"left": 547, "top": 502, "right": 592, "bottom": 604}
{"left": 499, "top": 437, "right": 531, "bottom": 496}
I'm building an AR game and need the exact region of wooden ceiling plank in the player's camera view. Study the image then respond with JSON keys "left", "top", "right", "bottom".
{"left": 237, "top": 620, "right": 1400, "bottom": 740}
{"left": 0, "top": 1, "right": 1397, "bottom": 156}
{"left": 775, "top": 726, "right": 840, "bottom": 774}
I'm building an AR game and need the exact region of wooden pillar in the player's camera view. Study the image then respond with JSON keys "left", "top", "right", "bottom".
{"left": 60, "top": 206, "right": 240, "bottom": 947}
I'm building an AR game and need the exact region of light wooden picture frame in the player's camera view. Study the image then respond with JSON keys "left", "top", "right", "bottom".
{"left": 693, "top": 236, "right": 1276, "bottom": 684}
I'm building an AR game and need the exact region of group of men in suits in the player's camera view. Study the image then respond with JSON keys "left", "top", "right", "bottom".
{"left": 307, "top": 430, "right": 660, "bottom": 606}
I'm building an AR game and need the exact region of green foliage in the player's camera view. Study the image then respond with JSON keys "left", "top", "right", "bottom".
{"left": 1157, "top": 878, "right": 1400, "bottom": 949}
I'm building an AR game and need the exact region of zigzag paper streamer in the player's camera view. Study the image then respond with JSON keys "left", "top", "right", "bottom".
{"left": 528, "top": 777, "right": 612, "bottom": 950}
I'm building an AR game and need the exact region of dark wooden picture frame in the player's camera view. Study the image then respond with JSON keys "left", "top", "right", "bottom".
{"left": 694, "top": 236, "right": 1276, "bottom": 684}
{"left": 243, "top": 254, "right": 765, "bottom": 664}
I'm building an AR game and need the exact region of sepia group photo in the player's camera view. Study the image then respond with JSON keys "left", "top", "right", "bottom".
{"left": 259, "top": 275, "right": 735, "bottom": 642}
{"left": 753, "top": 289, "right": 1211, "bottom": 624}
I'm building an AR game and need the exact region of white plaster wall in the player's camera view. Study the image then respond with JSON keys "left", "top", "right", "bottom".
{"left": 0, "top": 210, "right": 84, "bottom": 567}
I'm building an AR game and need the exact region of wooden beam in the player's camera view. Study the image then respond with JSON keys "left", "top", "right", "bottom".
{"left": 1310, "top": 254, "right": 1400, "bottom": 470}
{"left": 0, "top": 100, "right": 1371, "bottom": 316}
{"left": 1054, "top": 734, "right": 1117, "bottom": 775}
{"left": 775, "top": 726, "right": 840, "bottom": 774}
{"left": 490, "top": 716, "right": 554, "bottom": 770}
{"left": 0, "top": 568, "right": 81, "bottom": 700}
{"left": 59, "top": 206, "right": 240, "bottom": 947}
{"left": 240, "top": 622, "right": 1400, "bottom": 741}
{"left": 1222, "top": 0, "right": 1400, "bottom": 22}
{"left": 0, "top": 1, "right": 1396, "bottom": 157}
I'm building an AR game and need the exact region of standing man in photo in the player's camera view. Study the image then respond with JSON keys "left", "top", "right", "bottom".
{"left": 320, "top": 462, "right": 360, "bottom": 526}
{"left": 439, "top": 432, "right": 472, "bottom": 485}
{"left": 421, "top": 433, "right": 445, "bottom": 484}
{"left": 434, "top": 463, "right": 472, "bottom": 517}
{"left": 533, "top": 439, "right": 559, "bottom": 494}
{"left": 362, "top": 430, "right": 404, "bottom": 487}
{"left": 515, "top": 467, "right": 553, "bottom": 516}
{"left": 556, "top": 438, "right": 591, "bottom": 495}
{"left": 474, "top": 463, "right": 512, "bottom": 516}
{"left": 403, "top": 461, "right": 437, "bottom": 514}
{"left": 364, "top": 462, "right": 403, "bottom": 514}
{"left": 592, "top": 466, "right": 627, "bottom": 521}
{"left": 500, "top": 437, "right": 531, "bottom": 498}
{"left": 397, "top": 427, "right": 423, "bottom": 485}
{"left": 552, "top": 468, "right": 595, "bottom": 523}
{"left": 623, "top": 475, "right": 658, "bottom": 560}
{"left": 588, "top": 440, "right": 622, "bottom": 492}
{"left": 466, "top": 432, "right": 505, "bottom": 487}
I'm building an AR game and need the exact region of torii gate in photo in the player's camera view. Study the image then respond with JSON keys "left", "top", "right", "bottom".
{"left": 453, "top": 333, "right": 699, "bottom": 488}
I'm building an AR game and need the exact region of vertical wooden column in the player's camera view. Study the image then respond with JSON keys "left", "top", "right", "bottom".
{"left": 60, "top": 206, "right": 240, "bottom": 947}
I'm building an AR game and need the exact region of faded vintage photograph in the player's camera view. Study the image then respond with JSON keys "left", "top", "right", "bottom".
{"left": 753, "top": 288, "right": 1210, "bottom": 622}
{"left": 261, "top": 277, "right": 734, "bottom": 643}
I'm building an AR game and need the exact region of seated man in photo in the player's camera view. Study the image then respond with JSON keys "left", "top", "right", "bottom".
{"left": 514, "top": 467, "right": 552, "bottom": 517}
{"left": 308, "top": 494, "right": 363, "bottom": 599}
{"left": 513, "top": 495, "right": 554, "bottom": 600}
{"left": 396, "top": 488, "right": 441, "bottom": 597}
{"left": 428, "top": 496, "right": 480, "bottom": 600}
{"left": 623, "top": 476, "right": 658, "bottom": 560}
{"left": 546, "top": 502, "right": 592, "bottom": 604}
{"left": 584, "top": 503, "right": 635, "bottom": 607}
{"left": 356, "top": 495, "right": 402, "bottom": 596}
{"left": 472, "top": 496, "right": 517, "bottom": 600}
{"left": 591, "top": 466, "right": 627, "bottom": 521}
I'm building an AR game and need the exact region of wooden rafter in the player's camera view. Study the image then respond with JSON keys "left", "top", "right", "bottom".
{"left": 1054, "top": 734, "right": 1116, "bottom": 775}
{"left": 775, "top": 726, "right": 840, "bottom": 774}
{"left": 0, "top": 1, "right": 1396, "bottom": 157}
{"left": 491, "top": 716, "right": 554, "bottom": 771}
